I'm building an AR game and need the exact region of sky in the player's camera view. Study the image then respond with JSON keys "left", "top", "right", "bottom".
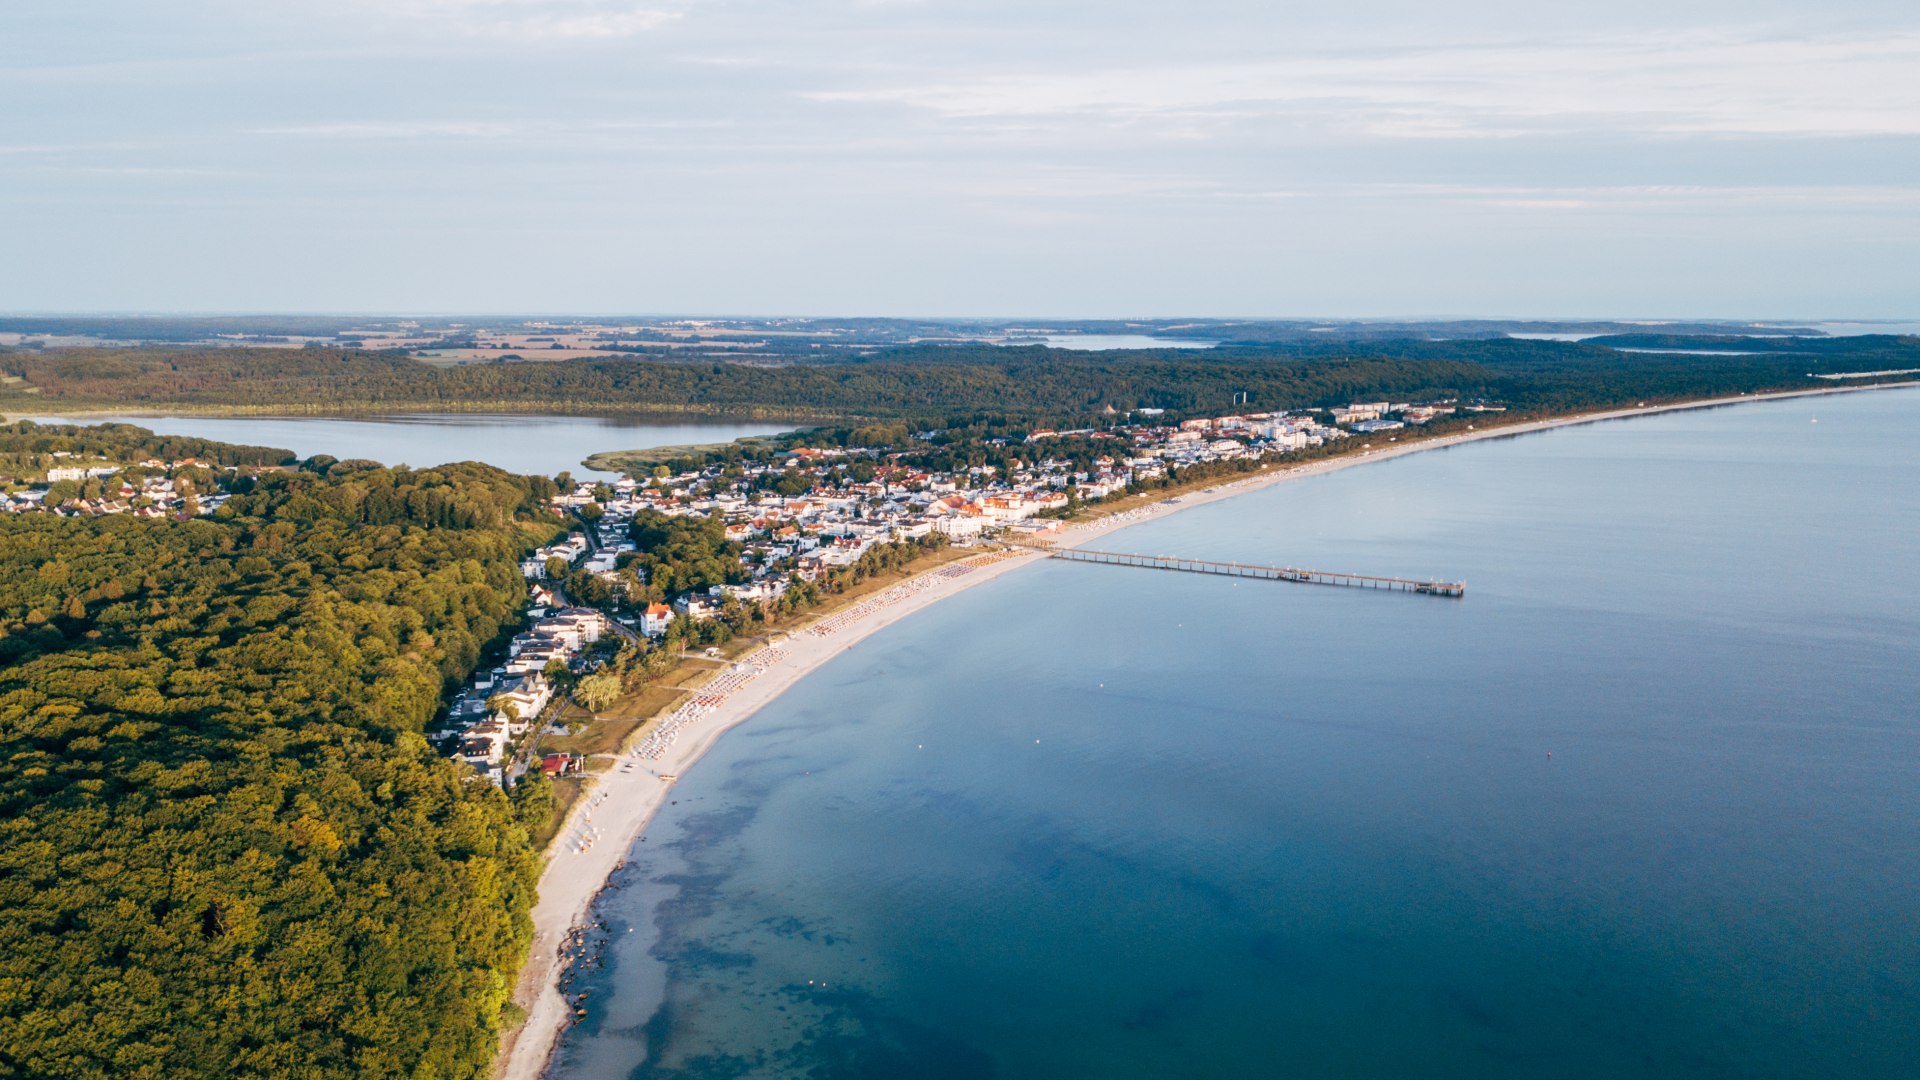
{"left": 2, "top": 0, "right": 1917, "bottom": 318}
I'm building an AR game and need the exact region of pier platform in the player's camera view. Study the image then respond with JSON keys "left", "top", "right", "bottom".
{"left": 1008, "top": 541, "right": 1465, "bottom": 598}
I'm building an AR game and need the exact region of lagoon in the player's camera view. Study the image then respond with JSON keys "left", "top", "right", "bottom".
{"left": 554, "top": 388, "right": 1920, "bottom": 1079}
{"left": 8, "top": 412, "right": 792, "bottom": 481}
{"left": 1000, "top": 334, "right": 1218, "bottom": 350}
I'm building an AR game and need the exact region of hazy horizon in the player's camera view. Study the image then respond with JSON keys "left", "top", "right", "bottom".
{"left": 5, "top": 1, "right": 1917, "bottom": 316}
{"left": 2, "top": 312, "right": 1915, "bottom": 324}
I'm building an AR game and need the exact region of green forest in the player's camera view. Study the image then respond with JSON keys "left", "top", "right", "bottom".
{"left": 0, "top": 456, "right": 562, "bottom": 1078}
{"left": 0, "top": 420, "right": 295, "bottom": 485}
{"left": 6, "top": 335, "right": 1914, "bottom": 427}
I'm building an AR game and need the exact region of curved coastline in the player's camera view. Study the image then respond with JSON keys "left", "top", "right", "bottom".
{"left": 495, "top": 379, "right": 1919, "bottom": 1080}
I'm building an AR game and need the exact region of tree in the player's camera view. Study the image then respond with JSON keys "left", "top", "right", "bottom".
{"left": 511, "top": 770, "right": 555, "bottom": 834}
{"left": 574, "top": 671, "right": 621, "bottom": 712}
{"left": 487, "top": 694, "right": 520, "bottom": 725}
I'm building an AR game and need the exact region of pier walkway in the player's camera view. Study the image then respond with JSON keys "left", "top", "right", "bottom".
{"left": 1008, "top": 541, "right": 1465, "bottom": 598}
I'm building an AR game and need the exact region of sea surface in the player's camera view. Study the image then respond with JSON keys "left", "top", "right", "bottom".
{"left": 554, "top": 388, "right": 1920, "bottom": 1079}
{"left": 8, "top": 413, "right": 791, "bottom": 480}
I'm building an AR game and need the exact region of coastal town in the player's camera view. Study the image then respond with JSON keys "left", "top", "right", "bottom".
{"left": 425, "top": 400, "right": 1482, "bottom": 782}
{"left": 0, "top": 397, "right": 1485, "bottom": 790}
{"left": 0, "top": 399, "right": 1475, "bottom": 788}
{"left": 0, "top": 450, "right": 233, "bottom": 517}
{"left": 0, "top": 399, "right": 1499, "bottom": 526}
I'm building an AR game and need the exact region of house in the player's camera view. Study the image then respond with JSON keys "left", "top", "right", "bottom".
{"left": 673, "top": 594, "right": 722, "bottom": 621}
{"left": 506, "top": 641, "right": 569, "bottom": 676}
{"left": 1331, "top": 402, "right": 1389, "bottom": 425}
{"left": 489, "top": 674, "right": 553, "bottom": 726}
{"left": 640, "top": 602, "right": 673, "bottom": 636}
{"left": 549, "top": 607, "right": 606, "bottom": 638}
{"left": 47, "top": 464, "right": 120, "bottom": 483}
{"left": 459, "top": 720, "right": 510, "bottom": 768}
{"left": 932, "top": 507, "right": 988, "bottom": 537}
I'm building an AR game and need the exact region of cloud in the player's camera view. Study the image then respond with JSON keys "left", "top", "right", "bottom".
{"left": 1370, "top": 183, "right": 1920, "bottom": 211}
{"left": 807, "top": 31, "right": 1920, "bottom": 139}
{"left": 245, "top": 117, "right": 728, "bottom": 143}
{"left": 342, "top": 0, "right": 684, "bottom": 40}
{"left": 249, "top": 120, "right": 528, "bottom": 139}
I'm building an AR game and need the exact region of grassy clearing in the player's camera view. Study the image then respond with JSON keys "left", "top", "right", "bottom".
{"left": 583, "top": 435, "right": 793, "bottom": 473}
{"left": 541, "top": 683, "right": 689, "bottom": 759}
{"left": 532, "top": 776, "right": 591, "bottom": 850}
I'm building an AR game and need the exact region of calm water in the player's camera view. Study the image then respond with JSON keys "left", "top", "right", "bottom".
{"left": 1511, "top": 323, "right": 1920, "bottom": 342}
{"left": 10, "top": 413, "right": 791, "bottom": 481}
{"left": 555, "top": 389, "right": 1920, "bottom": 1079}
{"left": 998, "top": 334, "right": 1219, "bottom": 350}
{"left": 1800, "top": 320, "right": 1920, "bottom": 337}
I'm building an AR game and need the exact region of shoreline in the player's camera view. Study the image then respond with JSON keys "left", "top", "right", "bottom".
{"left": 2, "top": 401, "right": 837, "bottom": 423}
{"left": 497, "top": 378, "right": 1919, "bottom": 1079}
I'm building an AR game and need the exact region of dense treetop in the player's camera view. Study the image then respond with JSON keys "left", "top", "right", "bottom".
{"left": 0, "top": 455, "right": 562, "bottom": 1079}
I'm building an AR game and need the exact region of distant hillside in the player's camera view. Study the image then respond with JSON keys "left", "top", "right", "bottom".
{"left": 3, "top": 336, "right": 1917, "bottom": 427}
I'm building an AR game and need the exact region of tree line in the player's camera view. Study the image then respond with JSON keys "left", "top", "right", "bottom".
{"left": 8, "top": 334, "right": 1909, "bottom": 436}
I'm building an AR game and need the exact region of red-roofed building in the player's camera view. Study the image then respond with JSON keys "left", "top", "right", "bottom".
{"left": 640, "top": 602, "right": 673, "bottom": 637}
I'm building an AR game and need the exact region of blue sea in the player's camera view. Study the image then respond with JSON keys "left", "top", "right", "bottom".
{"left": 552, "top": 389, "right": 1920, "bottom": 1079}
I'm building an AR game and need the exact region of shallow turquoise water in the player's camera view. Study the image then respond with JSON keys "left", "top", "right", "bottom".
{"left": 554, "top": 389, "right": 1920, "bottom": 1079}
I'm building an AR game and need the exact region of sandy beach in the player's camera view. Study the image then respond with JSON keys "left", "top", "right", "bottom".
{"left": 494, "top": 378, "right": 1918, "bottom": 1079}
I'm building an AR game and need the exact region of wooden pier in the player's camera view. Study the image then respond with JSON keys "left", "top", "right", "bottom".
{"left": 1012, "top": 542, "right": 1465, "bottom": 598}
